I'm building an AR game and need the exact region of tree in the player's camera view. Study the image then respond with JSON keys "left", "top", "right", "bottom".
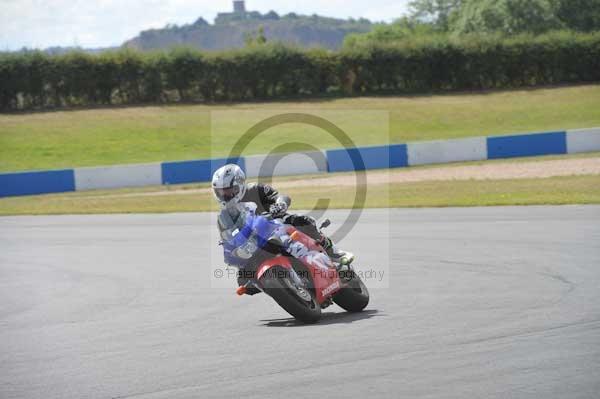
{"left": 553, "top": 0, "right": 600, "bottom": 32}
{"left": 244, "top": 26, "right": 267, "bottom": 47}
{"left": 193, "top": 17, "right": 209, "bottom": 26}
{"left": 344, "top": 18, "right": 438, "bottom": 47}
{"left": 264, "top": 10, "right": 280, "bottom": 20}
{"left": 408, "top": 0, "right": 463, "bottom": 31}
{"left": 452, "top": 0, "right": 563, "bottom": 35}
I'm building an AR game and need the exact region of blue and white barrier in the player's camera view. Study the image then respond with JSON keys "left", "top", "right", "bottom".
{"left": 407, "top": 137, "right": 487, "bottom": 166}
{"left": 74, "top": 163, "right": 162, "bottom": 190}
{"left": 0, "top": 169, "right": 75, "bottom": 197}
{"left": 487, "top": 131, "right": 567, "bottom": 159}
{"left": 1, "top": 127, "right": 599, "bottom": 198}
{"left": 245, "top": 151, "right": 327, "bottom": 178}
{"left": 161, "top": 157, "right": 244, "bottom": 186}
{"left": 326, "top": 144, "right": 407, "bottom": 172}
{"left": 567, "top": 127, "right": 600, "bottom": 154}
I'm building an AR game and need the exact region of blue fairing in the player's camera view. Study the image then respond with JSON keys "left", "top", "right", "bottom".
{"left": 222, "top": 211, "right": 281, "bottom": 268}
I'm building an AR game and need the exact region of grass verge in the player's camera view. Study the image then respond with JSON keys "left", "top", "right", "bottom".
{"left": 1, "top": 174, "right": 598, "bottom": 216}
{"left": 1, "top": 84, "right": 599, "bottom": 172}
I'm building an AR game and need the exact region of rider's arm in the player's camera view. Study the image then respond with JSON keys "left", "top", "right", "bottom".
{"left": 257, "top": 183, "right": 291, "bottom": 216}
{"left": 256, "top": 183, "right": 280, "bottom": 207}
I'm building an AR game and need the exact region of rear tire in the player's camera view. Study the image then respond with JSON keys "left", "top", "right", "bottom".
{"left": 261, "top": 267, "right": 321, "bottom": 324}
{"left": 333, "top": 270, "right": 369, "bottom": 312}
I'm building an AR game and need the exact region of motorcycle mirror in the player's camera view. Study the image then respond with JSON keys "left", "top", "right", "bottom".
{"left": 319, "top": 219, "right": 331, "bottom": 229}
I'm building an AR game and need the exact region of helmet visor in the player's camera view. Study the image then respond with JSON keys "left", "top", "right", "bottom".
{"left": 214, "top": 186, "right": 240, "bottom": 202}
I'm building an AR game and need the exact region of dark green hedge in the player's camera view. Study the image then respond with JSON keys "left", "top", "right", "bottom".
{"left": 1, "top": 31, "right": 599, "bottom": 111}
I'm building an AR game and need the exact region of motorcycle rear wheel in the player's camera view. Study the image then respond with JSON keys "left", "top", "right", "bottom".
{"left": 261, "top": 267, "right": 322, "bottom": 324}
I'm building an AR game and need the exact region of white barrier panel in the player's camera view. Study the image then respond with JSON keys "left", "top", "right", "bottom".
{"left": 74, "top": 163, "right": 162, "bottom": 191}
{"left": 567, "top": 128, "right": 600, "bottom": 154}
{"left": 407, "top": 137, "right": 487, "bottom": 166}
{"left": 245, "top": 151, "right": 328, "bottom": 178}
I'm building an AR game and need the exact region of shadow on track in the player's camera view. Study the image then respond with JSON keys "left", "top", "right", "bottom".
{"left": 260, "top": 309, "right": 381, "bottom": 327}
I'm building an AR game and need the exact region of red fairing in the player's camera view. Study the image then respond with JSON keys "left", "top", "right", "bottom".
{"left": 256, "top": 227, "right": 342, "bottom": 304}
{"left": 256, "top": 255, "right": 292, "bottom": 281}
{"left": 286, "top": 227, "right": 341, "bottom": 303}
{"left": 312, "top": 264, "right": 341, "bottom": 303}
{"left": 285, "top": 226, "right": 323, "bottom": 252}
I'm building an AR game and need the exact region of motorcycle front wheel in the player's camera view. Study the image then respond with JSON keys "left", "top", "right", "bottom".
{"left": 333, "top": 269, "right": 370, "bottom": 312}
{"left": 261, "top": 267, "right": 322, "bottom": 324}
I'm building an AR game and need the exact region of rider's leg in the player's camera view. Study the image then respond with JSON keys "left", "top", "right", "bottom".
{"left": 282, "top": 214, "right": 320, "bottom": 239}
{"left": 319, "top": 236, "right": 355, "bottom": 265}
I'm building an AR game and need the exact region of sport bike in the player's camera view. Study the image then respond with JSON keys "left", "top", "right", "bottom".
{"left": 219, "top": 209, "right": 369, "bottom": 324}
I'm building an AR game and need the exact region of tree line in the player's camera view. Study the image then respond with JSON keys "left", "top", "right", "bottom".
{"left": 346, "top": 0, "right": 600, "bottom": 45}
{"left": 1, "top": 31, "right": 599, "bottom": 111}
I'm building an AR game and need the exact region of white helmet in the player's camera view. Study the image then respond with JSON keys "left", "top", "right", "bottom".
{"left": 211, "top": 164, "right": 247, "bottom": 207}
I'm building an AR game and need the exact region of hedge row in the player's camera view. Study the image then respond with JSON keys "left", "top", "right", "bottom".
{"left": 1, "top": 31, "right": 599, "bottom": 111}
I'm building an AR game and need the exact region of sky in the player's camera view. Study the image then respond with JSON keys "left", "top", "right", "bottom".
{"left": 0, "top": 0, "right": 411, "bottom": 51}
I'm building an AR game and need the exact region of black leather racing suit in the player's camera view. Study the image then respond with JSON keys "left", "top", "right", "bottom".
{"left": 240, "top": 182, "right": 321, "bottom": 240}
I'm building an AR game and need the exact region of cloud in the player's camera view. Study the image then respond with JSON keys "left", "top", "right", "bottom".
{"left": 0, "top": 0, "right": 410, "bottom": 50}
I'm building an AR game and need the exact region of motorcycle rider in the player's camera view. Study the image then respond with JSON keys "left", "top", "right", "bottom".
{"left": 212, "top": 163, "right": 354, "bottom": 265}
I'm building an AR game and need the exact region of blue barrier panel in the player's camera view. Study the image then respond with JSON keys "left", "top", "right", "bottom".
{"left": 326, "top": 144, "right": 407, "bottom": 173}
{"left": 0, "top": 169, "right": 75, "bottom": 197}
{"left": 487, "top": 132, "right": 567, "bottom": 159}
{"left": 389, "top": 144, "right": 409, "bottom": 168}
{"left": 161, "top": 157, "right": 245, "bottom": 185}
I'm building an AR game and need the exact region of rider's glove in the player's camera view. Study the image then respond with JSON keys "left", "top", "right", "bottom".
{"left": 269, "top": 200, "right": 288, "bottom": 217}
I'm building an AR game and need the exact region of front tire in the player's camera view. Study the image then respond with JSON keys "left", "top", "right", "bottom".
{"left": 333, "top": 270, "right": 369, "bottom": 312}
{"left": 261, "top": 267, "right": 322, "bottom": 324}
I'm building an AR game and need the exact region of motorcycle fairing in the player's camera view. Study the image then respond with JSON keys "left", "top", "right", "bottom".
{"left": 221, "top": 205, "right": 281, "bottom": 267}
{"left": 255, "top": 255, "right": 293, "bottom": 281}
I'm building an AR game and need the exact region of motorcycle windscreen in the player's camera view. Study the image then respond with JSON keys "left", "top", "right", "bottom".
{"left": 221, "top": 211, "right": 281, "bottom": 265}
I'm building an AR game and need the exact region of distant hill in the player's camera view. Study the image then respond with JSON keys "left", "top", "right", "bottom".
{"left": 123, "top": 4, "right": 373, "bottom": 51}
{"left": 42, "top": 46, "right": 118, "bottom": 55}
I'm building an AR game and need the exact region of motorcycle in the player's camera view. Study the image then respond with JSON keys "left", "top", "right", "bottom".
{"left": 219, "top": 208, "right": 369, "bottom": 324}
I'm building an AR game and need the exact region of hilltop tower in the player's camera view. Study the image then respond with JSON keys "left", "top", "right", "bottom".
{"left": 233, "top": 0, "right": 246, "bottom": 14}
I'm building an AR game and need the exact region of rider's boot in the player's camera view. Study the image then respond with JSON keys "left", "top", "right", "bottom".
{"left": 237, "top": 271, "right": 261, "bottom": 296}
{"left": 321, "top": 236, "right": 354, "bottom": 266}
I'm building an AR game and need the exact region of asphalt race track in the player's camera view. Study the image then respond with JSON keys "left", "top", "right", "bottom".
{"left": 1, "top": 206, "right": 599, "bottom": 399}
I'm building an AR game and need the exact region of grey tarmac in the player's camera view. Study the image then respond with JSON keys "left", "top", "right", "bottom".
{"left": 1, "top": 206, "right": 599, "bottom": 399}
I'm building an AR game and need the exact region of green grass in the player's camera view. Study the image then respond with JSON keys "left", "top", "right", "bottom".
{"left": 1, "top": 173, "right": 598, "bottom": 216}
{"left": 1, "top": 84, "right": 599, "bottom": 172}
